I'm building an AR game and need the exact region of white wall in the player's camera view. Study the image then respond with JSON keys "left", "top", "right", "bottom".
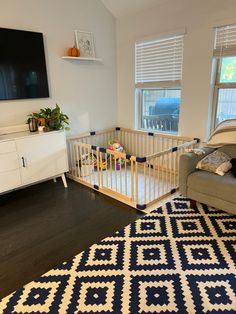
{"left": 116, "top": 0, "right": 236, "bottom": 140}
{"left": 0, "top": 0, "right": 117, "bottom": 134}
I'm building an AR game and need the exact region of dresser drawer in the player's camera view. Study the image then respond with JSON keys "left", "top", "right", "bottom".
{"left": 0, "top": 152, "right": 19, "bottom": 172}
{"left": 0, "top": 141, "right": 16, "bottom": 154}
{"left": 0, "top": 169, "right": 21, "bottom": 192}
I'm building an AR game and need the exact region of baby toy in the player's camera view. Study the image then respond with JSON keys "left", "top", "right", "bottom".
{"left": 81, "top": 153, "right": 107, "bottom": 172}
{"left": 108, "top": 139, "right": 125, "bottom": 170}
{"left": 81, "top": 153, "right": 108, "bottom": 171}
{"left": 81, "top": 153, "right": 96, "bottom": 166}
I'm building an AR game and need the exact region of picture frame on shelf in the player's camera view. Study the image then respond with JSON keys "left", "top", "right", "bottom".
{"left": 75, "top": 30, "right": 96, "bottom": 58}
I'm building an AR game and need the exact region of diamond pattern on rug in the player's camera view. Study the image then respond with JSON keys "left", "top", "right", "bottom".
{"left": 170, "top": 216, "right": 212, "bottom": 238}
{"left": 200, "top": 203, "right": 225, "bottom": 215}
{"left": 0, "top": 198, "right": 235, "bottom": 314}
{"left": 67, "top": 275, "right": 124, "bottom": 314}
{"left": 209, "top": 216, "right": 236, "bottom": 237}
{"left": 130, "top": 274, "right": 188, "bottom": 314}
{"left": 4, "top": 275, "right": 69, "bottom": 314}
{"left": 177, "top": 240, "right": 228, "bottom": 270}
{"left": 166, "top": 199, "right": 200, "bottom": 214}
{"left": 187, "top": 274, "right": 236, "bottom": 313}
{"left": 78, "top": 240, "right": 125, "bottom": 271}
{"left": 129, "top": 240, "right": 175, "bottom": 271}
{"left": 223, "top": 240, "right": 236, "bottom": 267}
{"left": 129, "top": 216, "right": 167, "bottom": 238}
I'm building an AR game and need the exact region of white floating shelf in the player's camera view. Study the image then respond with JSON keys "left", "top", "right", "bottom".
{"left": 62, "top": 56, "right": 102, "bottom": 62}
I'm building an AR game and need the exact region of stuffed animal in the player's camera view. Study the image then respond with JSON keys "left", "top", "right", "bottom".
{"left": 108, "top": 139, "right": 125, "bottom": 170}
{"left": 108, "top": 140, "right": 125, "bottom": 153}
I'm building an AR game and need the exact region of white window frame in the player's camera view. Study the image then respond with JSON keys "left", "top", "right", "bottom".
{"left": 212, "top": 59, "right": 236, "bottom": 129}
{"left": 211, "top": 24, "right": 236, "bottom": 130}
{"left": 135, "top": 32, "right": 184, "bottom": 134}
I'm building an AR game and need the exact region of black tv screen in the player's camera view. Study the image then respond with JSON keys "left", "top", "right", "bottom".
{"left": 0, "top": 28, "right": 49, "bottom": 100}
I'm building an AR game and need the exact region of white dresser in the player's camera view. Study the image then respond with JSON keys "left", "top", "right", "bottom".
{"left": 0, "top": 130, "right": 68, "bottom": 194}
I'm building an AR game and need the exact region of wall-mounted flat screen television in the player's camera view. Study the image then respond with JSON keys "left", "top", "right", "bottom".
{"left": 0, "top": 28, "right": 49, "bottom": 100}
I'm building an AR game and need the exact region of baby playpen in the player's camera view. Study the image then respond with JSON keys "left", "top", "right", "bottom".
{"left": 67, "top": 127, "right": 199, "bottom": 210}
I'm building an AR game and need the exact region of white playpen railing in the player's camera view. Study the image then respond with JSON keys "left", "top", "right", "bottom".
{"left": 67, "top": 127, "right": 199, "bottom": 210}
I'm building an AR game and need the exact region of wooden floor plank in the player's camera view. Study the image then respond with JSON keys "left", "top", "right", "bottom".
{"left": 0, "top": 179, "right": 143, "bottom": 299}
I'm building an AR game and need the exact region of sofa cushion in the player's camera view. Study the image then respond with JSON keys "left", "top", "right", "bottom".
{"left": 187, "top": 170, "right": 236, "bottom": 204}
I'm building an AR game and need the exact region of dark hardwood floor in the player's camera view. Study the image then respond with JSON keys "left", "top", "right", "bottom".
{"left": 0, "top": 179, "right": 143, "bottom": 299}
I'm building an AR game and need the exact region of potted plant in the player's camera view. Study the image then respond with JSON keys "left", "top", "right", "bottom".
{"left": 27, "top": 104, "right": 70, "bottom": 132}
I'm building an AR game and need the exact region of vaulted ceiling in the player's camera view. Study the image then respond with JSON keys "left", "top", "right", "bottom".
{"left": 101, "top": 0, "right": 170, "bottom": 18}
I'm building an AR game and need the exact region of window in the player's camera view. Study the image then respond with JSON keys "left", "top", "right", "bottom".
{"left": 212, "top": 24, "right": 236, "bottom": 127}
{"left": 135, "top": 33, "right": 184, "bottom": 133}
{"left": 140, "top": 89, "right": 181, "bottom": 132}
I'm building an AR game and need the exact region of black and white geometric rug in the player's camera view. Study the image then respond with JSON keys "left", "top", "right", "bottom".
{"left": 0, "top": 198, "right": 236, "bottom": 313}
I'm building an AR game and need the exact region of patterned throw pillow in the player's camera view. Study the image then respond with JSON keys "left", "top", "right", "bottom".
{"left": 196, "top": 150, "right": 232, "bottom": 176}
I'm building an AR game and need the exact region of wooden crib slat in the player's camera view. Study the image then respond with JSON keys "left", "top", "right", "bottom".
{"left": 74, "top": 143, "right": 78, "bottom": 177}
{"left": 170, "top": 150, "right": 173, "bottom": 190}
{"left": 173, "top": 151, "right": 176, "bottom": 188}
{"left": 71, "top": 143, "right": 76, "bottom": 176}
{"left": 88, "top": 147, "right": 92, "bottom": 184}
{"left": 144, "top": 163, "right": 146, "bottom": 205}
{"left": 166, "top": 153, "right": 169, "bottom": 193}
{"left": 105, "top": 153, "right": 108, "bottom": 187}
{"left": 161, "top": 154, "right": 164, "bottom": 195}
{"left": 175, "top": 150, "right": 179, "bottom": 188}
{"left": 148, "top": 161, "right": 151, "bottom": 203}
{"left": 119, "top": 157, "right": 122, "bottom": 194}
{"left": 100, "top": 152, "right": 103, "bottom": 187}
{"left": 79, "top": 145, "right": 83, "bottom": 178}
{"left": 130, "top": 160, "right": 134, "bottom": 201}
{"left": 125, "top": 158, "right": 127, "bottom": 196}
{"left": 135, "top": 162, "right": 139, "bottom": 204}
{"left": 153, "top": 157, "right": 156, "bottom": 200}
{"left": 157, "top": 157, "right": 161, "bottom": 198}
{"left": 166, "top": 152, "right": 169, "bottom": 193}
{"left": 110, "top": 153, "right": 113, "bottom": 189}
{"left": 114, "top": 158, "right": 117, "bottom": 192}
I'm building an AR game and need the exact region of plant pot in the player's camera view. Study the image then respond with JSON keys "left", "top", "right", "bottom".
{"left": 28, "top": 118, "right": 38, "bottom": 132}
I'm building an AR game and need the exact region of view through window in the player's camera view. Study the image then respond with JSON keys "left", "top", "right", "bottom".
{"left": 140, "top": 89, "right": 181, "bottom": 133}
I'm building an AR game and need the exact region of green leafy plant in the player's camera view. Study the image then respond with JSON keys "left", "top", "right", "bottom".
{"left": 27, "top": 112, "right": 39, "bottom": 123}
{"left": 27, "top": 104, "right": 70, "bottom": 131}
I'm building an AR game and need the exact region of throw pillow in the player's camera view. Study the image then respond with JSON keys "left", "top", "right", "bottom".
{"left": 196, "top": 150, "right": 232, "bottom": 176}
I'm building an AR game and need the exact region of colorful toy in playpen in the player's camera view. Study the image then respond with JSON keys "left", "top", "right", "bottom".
{"left": 79, "top": 153, "right": 94, "bottom": 177}
{"left": 108, "top": 139, "right": 126, "bottom": 170}
{"left": 81, "top": 153, "right": 107, "bottom": 172}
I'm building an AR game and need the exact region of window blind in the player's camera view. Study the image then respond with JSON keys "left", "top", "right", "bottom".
{"left": 214, "top": 24, "right": 236, "bottom": 57}
{"left": 135, "top": 34, "right": 184, "bottom": 88}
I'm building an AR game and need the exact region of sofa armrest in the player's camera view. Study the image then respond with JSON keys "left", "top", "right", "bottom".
{"left": 179, "top": 147, "right": 215, "bottom": 196}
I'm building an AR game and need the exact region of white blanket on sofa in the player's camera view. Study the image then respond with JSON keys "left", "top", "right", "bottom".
{"left": 207, "top": 119, "right": 236, "bottom": 147}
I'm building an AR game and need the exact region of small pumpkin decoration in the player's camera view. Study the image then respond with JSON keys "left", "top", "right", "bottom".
{"left": 67, "top": 46, "right": 80, "bottom": 57}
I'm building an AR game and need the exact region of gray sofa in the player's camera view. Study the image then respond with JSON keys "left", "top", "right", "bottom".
{"left": 179, "top": 145, "right": 236, "bottom": 214}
